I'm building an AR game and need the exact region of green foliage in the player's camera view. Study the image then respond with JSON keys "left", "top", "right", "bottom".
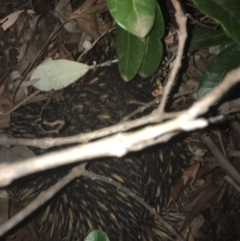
{"left": 138, "top": 5, "right": 164, "bottom": 78}
{"left": 197, "top": 42, "right": 240, "bottom": 100}
{"left": 31, "top": 59, "right": 91, "bottom": 91}
{"left": 107, "top": 0, "right": 239, "bottom": 100}
{"left": 190, "top": 0, "right": 240, "bottom": 100}
{"left": 115, "top": 3, "right": 164, "bottom": 81}
{"left": 106, "top": 0, "right": 156, "bottom": 38}
{"left": 192, "top": 0, "right": 240, "bottom": 44}
{"left": 189, "top": 27, "right": 232, "bottom": 53}
{"left": 116, "top": 25, "right": 145, "bottom": 81}
{"left": 84, "top": 230, "right": 110, "bottom": 241}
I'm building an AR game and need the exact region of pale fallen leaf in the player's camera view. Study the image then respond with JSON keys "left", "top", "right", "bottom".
{"left": 31, "top": 59, "right": 91, "bottom": 91}
{"left": 0, "top": 10, "right": 35, "bottom": 31}
{"left": 0, "top": 10, "right": 24, "bottom": 31}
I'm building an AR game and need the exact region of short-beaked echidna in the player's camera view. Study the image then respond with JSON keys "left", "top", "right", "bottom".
{"left": 5, "top": 36, "right": 199, "bottom": 241}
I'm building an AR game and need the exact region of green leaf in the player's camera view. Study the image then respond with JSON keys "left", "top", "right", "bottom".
{"left": 189, "top": 27, "right": 232, "bottom": 52}
{"left": 197, "top": 42, "right": 240, "bottom": 100}
{"left": 106, "top": 0, "right": 156, "bottom": 38}
{"left": 84, "top": 230, "right": 110, "bottom": 241}
{"left": 192, "top": 0, "right": 240, "bottom": 44}
{"left": 31, "top": 59, "right": 91, "bottom": 91}
{"left": 138, "top": 4, "right": 164, "bottom": 78}
{"left": 116, "top": 24, "right": 145, "bottom": 81}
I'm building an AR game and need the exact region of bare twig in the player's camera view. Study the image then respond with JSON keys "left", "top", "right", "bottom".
{"left": 186, "top": 13, "right": 218, "bottom": 29}
{"left": 0, "top": 117, "right": 207, "bottom": 187}
{"left": 0, "top": 164, "right": 86, "bottom": 236}
{"left": 94, "top": 58, "right": 118, "bottom": 68}
{"left": 81, "top": 168, "right": 185, "bottom": 241}
{"left": 77, "top": 27, "right": 116, "bottom": 62}
{"left": 218, "top": 98, "right": 240, "bottom": 114}
{"left": 1, "top": 66, "right": 240, "bottom": 186}
{"left": 224, "top": 175, "right": 240, "bottom": 192}
{"left": 217, "top": 130, "right": 227, "bottom": 157}
{"left": 121, "top": 97, "right": 160, "bottom": 122}
{"left": 0, "top": 90, "right": 40, "bottom": 120}
{"left": 202, "top": 135, "right": 240, "bottom": 186}
{"left": 157, "top": 0, "right": 187, "bottom": 114}
{"left": 0, "top": 90, "right": 195, "bottom": 149}
{"left": 0, "top": 162, "right": 185, "bottom": 241}
{"left": 228, "top": 149, "right": 240, "bottom": 158}
{"left": 121, "top": 89, "right": 196, "bottom": 122}
{"left": 189, "top": 67, "right": 240, "bottom": 117}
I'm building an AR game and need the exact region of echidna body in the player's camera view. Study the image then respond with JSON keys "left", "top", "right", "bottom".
{"left": 7, "top": 37, "right": 198, "bottom": 240}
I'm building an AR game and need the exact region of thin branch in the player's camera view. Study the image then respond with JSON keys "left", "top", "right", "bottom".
{"left": 0, "top": 90, "right": 40, "bottom": 120}
{"left": 224, "top": 175, "right": 240, "bottom": 192}
{"left": 157, "top": 0, "right": 187, "bottom": 114}
{"left": 1, "top": 66, "right": 240, "bottom": 187}
{"left": 0, "top": 164, "right": 85, "bottom": 236}
{"left": 0, "top": 163, "right": 185, "bottom": 241}
{"left": 218, "top": 98, "right": 240, "bottom": 114}
{"left": 0, "top": 117, "right": 208, "bottom": 187}
{"left": 77, "top": 27, "right": 116, "bottom": 62}
{"left": 189, "top": 67, "right": 240, "bottom": 118}
{"left": 186, "top": 13, "right": 218, "bottom": 29}
{"left": 202, "top": 135, "right": 240, "bottom": 186}
{"left": 121, "top": 89, "right": 196, "bottom": 122}
{"left": 228, "top": 149, "right": 240, "bottom": 158}
{"left": 94, "top": 58, "right": 118, "bottom": 68}
{"left": 81, "top": 168, "right": 185, "bottom": 241}
{"left": 0, "top": 90, "right": 195, "bottom": 149}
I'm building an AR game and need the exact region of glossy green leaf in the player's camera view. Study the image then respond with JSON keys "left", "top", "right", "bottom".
{"left": 116, "top": 24, "right": 145, "bottom": 81}
{"left": 139, "top": 4, "right": 164, "bottom": 78}
{"left": 31, "top": 59, "right": 91, "bottom": 91}
{"left": 106, "top": 0, "right": 156, "bottom": 38}
{"left": 189, "top": 27, "right": 232, "bottom": 52}
{"left": 197, "top": 42, "right": 240, "bottom": 100}
{"left": 192, "top": 0, "right": 240, "bottom": 44}
{"left": 84, "top": 230, "right": 110, "bottom": 241}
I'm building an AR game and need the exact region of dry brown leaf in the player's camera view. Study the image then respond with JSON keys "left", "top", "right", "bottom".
{"left": 58, "top": 43, "right": 74, "bottom": 60}
{"left": 184, "top": 162, "right": 201, "bottom": 184}
{"left": 0, "top": 95, "right": 13, "bottom": 111}
{"left": 190, "top": 214, "right": 204, "bottom": 237}
{"left": 175, "top": 224, "right": 196, "bottom": 241}
{"left": 179, "top": 183, "right": 227, "bottom": 234}
{"left": 184, "top": 79, "right": 199, "bottom": 90}
{"left": 17, "top": 14, "right": 56, "bottom": 74}
{"left": 0, "top": 10, "right": 24, "bottom": 31}
{"left": 0, "top": 83, "right": 6, "bottom": 96}
{"left": 58, "top": 32, "right": 87, "bottom": 52}
{"left": 96, "top": 12, "right": 114, "bottom": 35}
{"left": 168, "top": 162, "right": 200, "bottom": 206}
{"left": 164, "top": 30, "right": 176, "bottom": 46}
{"left": 8, "top": 87, "right": 26, "bottom": 103}
{"left": 54, "top": 0, "right": 82, "bottom": 34}
{"left": 54, "top": 0, "right": 72, "bottom": 20}
{"left": 5, "top": 10, "right": 35, "bottom": 45}
{"left": 69, "top": 0, "right": 108, "bottom": 40}
{"left": 168, "top": 178, "right": 184, "bottom": 206}
{"left": 197, "top": 161, "right": 219, "bottom": 178}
